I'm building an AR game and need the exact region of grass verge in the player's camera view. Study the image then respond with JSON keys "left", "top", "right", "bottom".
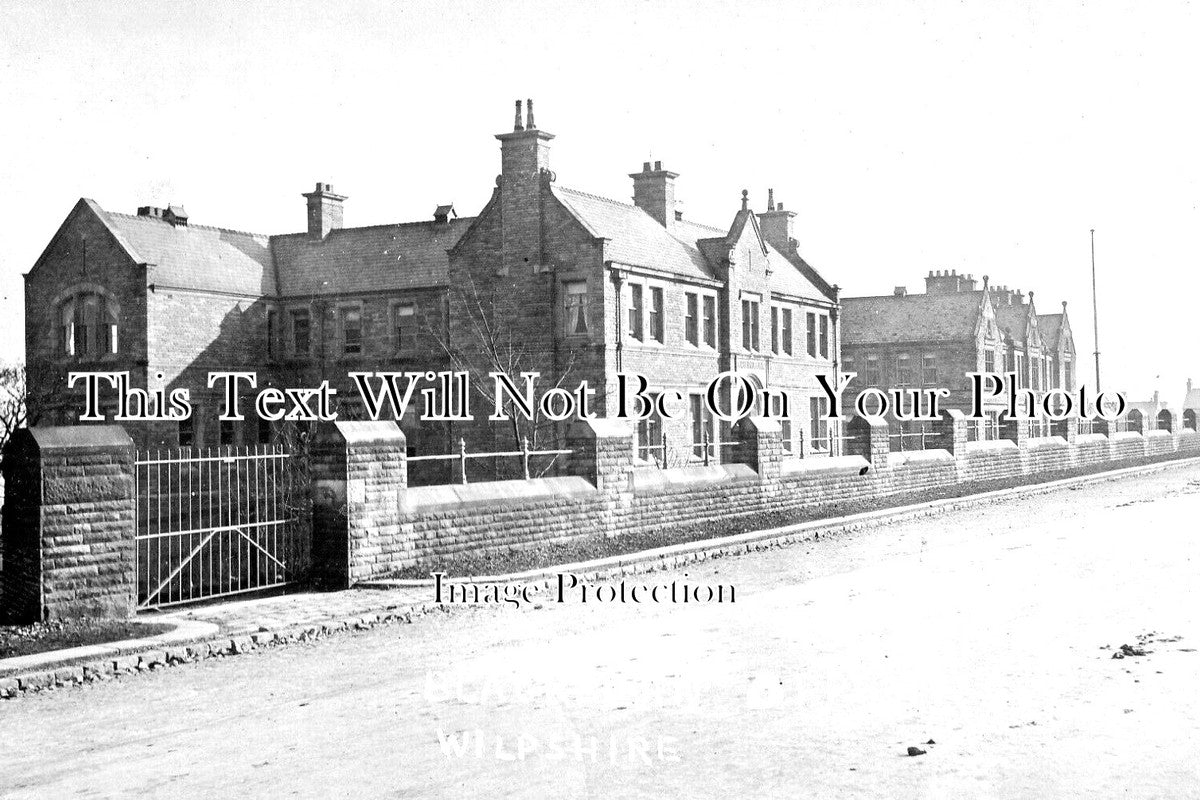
{"left": 0, "top": 618, "right": 173, "bottom": 660}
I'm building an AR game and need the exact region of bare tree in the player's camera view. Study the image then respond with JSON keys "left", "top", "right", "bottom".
{"left": 420, "top": 271, "right": 580, "bottom": 478}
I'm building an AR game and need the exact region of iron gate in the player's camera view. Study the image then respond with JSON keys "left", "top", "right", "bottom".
{"left": 134, "top": 444, "right": 309, "bottom": 610}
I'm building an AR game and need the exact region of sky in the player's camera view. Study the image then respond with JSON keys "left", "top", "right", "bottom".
{"left": 2, "top": 0, "right": 1197, "bottom": 404}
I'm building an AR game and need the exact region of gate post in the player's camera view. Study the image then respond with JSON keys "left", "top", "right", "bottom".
{"left": 1, "top": 426, "right": 136, "bottom": 622}
{"left": 309, "top": 421, "right": 407, "bottom": 588}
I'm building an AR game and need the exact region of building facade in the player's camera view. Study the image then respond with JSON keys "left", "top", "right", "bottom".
{"left": 841, "top": 270, "right": 1077, "bottom": 445}
{"left": 23, "top": 101, "right": 841, "bottom": 475}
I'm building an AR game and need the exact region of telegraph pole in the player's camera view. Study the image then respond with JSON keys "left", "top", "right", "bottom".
{"left": 1090, "top": 228, "right": 1101, "bottom": 391}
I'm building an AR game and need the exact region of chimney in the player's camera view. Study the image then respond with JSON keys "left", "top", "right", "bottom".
{"left": 758, "top": 187, "right": 797, "bottom": 253}
{"left": 495, "top": 99, "right": 555, "bottom": 272}
{"left": 137, "top": 205, "right": 164, "bottom": 219}
{"left": 303, "top": 182, "right": 346, "bottom": 239}
{"left": 164, "top": 205, "right": 188, "bottom": 227}
{"left": 630, "top": 160, "right": 679, "bottom": 230}
{"left": 893, "top": 286, "right": 907, "bottom": 297}
{"left": 925, "top": 269, "right": 965, "bottom": 294}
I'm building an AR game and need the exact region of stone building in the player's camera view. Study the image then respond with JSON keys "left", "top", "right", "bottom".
{"left": 840, "top": 270, "right": 1077, "bottom": 444}
{"left": 23, "top": 101, "right": 841, "bottom": 475}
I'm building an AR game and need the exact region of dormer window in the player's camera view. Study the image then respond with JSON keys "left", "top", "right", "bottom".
{"left": 58, "top": 290, "right": 118, "bottom": 358}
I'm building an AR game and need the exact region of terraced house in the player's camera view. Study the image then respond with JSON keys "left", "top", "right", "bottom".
{"left": 840, "top": 270, "right": 1077, "bottom": 446}
{"left": 23, "top": 102, "right": 841, "bottom": 476}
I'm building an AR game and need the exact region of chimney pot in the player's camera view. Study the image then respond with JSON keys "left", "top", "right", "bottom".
{"left": 767, "top": 188, "right": 775, "bottom": 211}
{"left": 642, "top": 161, "right": 651, "bottom": 172}
{"left": 526, "top": 98, "right": 535, "bottom": 130}
{"left": 654, "top": 160, "right": 662, "bottom": 171}
{"left": 513, "top": 99, "right": 524, "bottom": 132}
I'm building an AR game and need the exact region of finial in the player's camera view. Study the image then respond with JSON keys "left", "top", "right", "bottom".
{"left": 1029, "top": 291, "right": 1035, "bottom": 302}
{"left": 513, "top": 100, "right": 524, "bottom": 132}
{"left": 526, "top": 98, "right": 535, "bottom": 130}
{"left": 982, "top": 274, "right": 989, "bottom": 287}
{"left": 1062, "top": 300, "right": 1067, "bottom": 310}
{"left": 741, "top": 189, "right": 748, "bottom": 211}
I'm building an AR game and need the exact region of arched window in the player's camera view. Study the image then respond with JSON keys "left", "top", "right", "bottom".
{"left": 58, "top": 289, "right": 119, "bottom": 358}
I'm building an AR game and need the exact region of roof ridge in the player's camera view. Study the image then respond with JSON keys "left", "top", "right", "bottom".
{"left": 109, "top": 211, "right": 269, "bottom": 239}
{"left": 271, "top": 217, "right": 478, "bottom": 239}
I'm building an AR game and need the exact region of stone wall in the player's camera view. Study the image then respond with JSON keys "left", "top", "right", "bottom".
{"left": 322, "top": 415, "right": 1200, "bottom": 580}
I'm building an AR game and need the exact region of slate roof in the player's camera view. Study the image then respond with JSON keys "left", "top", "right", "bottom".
{"left": 1037, "top": 313, "right": 1064, "bottom": 349}
{"left": 841, "top": 292, "right": 984, "bottom": 344}
{"left": 101, "top": 208, "right": 276, "bottom": 296}
{"left": 551, "top": 186, "right": 830, "bottom": 300}
{"left": 993, "top": 301, "right": 1031, "bottom": 343}
{"left": 91, "top": 198, "right": 472, "bottom": 298}
{"left": 552, "top": 186, "right": 719, "bottom": 282}
{"left": 271, "top": 219, "right": 472, "bottom": 296}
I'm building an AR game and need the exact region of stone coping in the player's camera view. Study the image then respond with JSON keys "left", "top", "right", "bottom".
{"left": 401, "top": 476, "right": 596, "bottom": 513}
{"left": 780, "top": 455, "right": 871, "bottom": 475}
{"left": 631, "top": 463, "right": 757, "bottom": 493}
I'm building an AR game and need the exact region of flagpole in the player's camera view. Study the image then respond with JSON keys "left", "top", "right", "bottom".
{"left": 1090, "top": 228, "right": 1101, "bottom": 391}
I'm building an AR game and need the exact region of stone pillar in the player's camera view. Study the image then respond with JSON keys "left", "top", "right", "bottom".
{"left": 309, "top": 421, "right": 407, "bottom": 588}
{"left": 932, "top": 409, "right": 969, "bottom": 481}
{"left": 1002, "top": 416, "right": 1032, "bottom": 474}
{"left": 733, "top": 416, "right": 783, "bottom": 483}
{"left": 845, "top": 415, "right": 889, "bottom": 471}
{"left": 1052, "top": 417, "right": 1079, "bottom": 466}
{"left": 1, "top": 426, "right": 135, "bottom": 623}
{"left": 566, "top": 418, "right": 636, "bottom": 536}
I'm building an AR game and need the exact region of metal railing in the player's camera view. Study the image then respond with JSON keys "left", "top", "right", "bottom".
{"left": 407, "top": 437, "right": 573, "bottom": 485}
{"left": 637, "top": 429, "right": 743, "bottom": 467}
{"left": 888, "top": 428, "right": 939, "bottom": 452}
{"left": 134, "top": 444, "right": 307, "bottom": 610}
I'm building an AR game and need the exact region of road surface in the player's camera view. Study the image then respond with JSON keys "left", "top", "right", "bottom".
{"left": 3, "top": 463, "right": 1200, "bottom": 799}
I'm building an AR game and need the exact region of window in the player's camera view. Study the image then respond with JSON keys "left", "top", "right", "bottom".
{"left": 1031, "top": 356, "right": 1040, "bottom": 390}
{"left": 984, "top": 349, "right": 996, "bottom": 374}
{"left": 1015, "top": 353, "right": 1025, "bottom": 388}
{"left": 257, "top": 416, "right": 272, "bottom": 445}
{"left": 896, "top": 353, "right": 912, "bottom": 385}
{"left": 1064, "top": 361, "right": 1073, "bottom": 391}
{"left": 636, "top": 394, "right": 663, "bottom": 464}
{"left": 810, "top": 396, "right": 829, "bottom": 452}
{"left": 922, "top": 353, "right": 937, "bottom": 384}
{"left": 806, "top": 313, "right": 817, "bottom": 357}
{"left": 564, "top": 281, "right": 589, "bottom": 336}
{"left": 58, "top": 290, "right": 119, "bottom": 358}
{"left": 741, "top": 298, "right": 760, "bottom": 351}
{"left": 772, "top": 394, "right": 792, "bottom": 453}
{"left": 340, "top": 306, "right": 362, "bottom": 355}
{"left": 219, "top": 419, "right": 235, "bottom": 447}
{"left": 782, "top": 308, "right": 793, "bottom": 355}
{"left": 266, "top": 309, "right": 278, "bottom": 360}
{"left": 648, "top": 287, "right": 664, "bottom": 343}
{"left": 393, "top": 302, "right": 415, "bottom": 353}
{"left": 291, "top": 309, "right": 311, "bottom": 356}
{"left": 771, "top": 307, "right": 780, "bottom": 354}
{"left": 865, "top": 353, "right": 881, "bottom": 385}
{"left": 703, "top": 296, "right": 717, "bottom": 347}
{"left": 628, "top": 284, "right": 644, "bottom": 341}
{"left": 819, "top": 315, "right": 830, "bottom": 359}
{"left": 685, "top": 293, "right": 699, "bottom": 345}
{"left": 178, "top": 416, "right": 195, "bottom": 448}
{"left": 690, "top": 394, "right": 715, "bottom": 460}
